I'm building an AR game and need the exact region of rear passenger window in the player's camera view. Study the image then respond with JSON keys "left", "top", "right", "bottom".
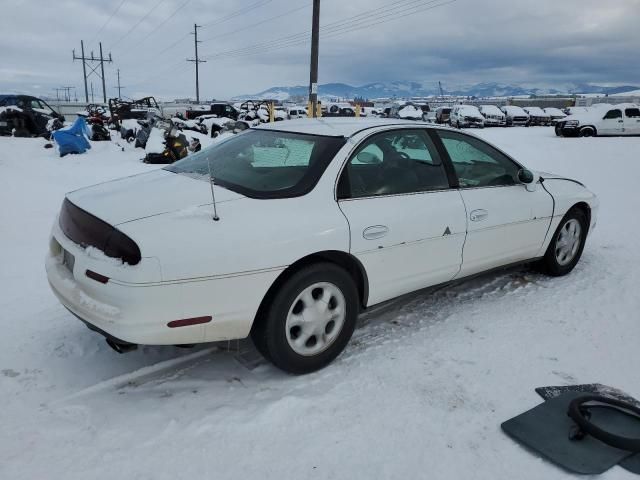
{"left": 604, "top": 109, "right": 622, "bottom": 119}
{"left": 625, "top": 108, "right": 640, "bottom": 118}
{"left": 339, "top": 130, "right": 450, "bottom": 199}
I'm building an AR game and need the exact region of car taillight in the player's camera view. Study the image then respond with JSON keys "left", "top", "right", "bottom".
{"left": 59, "top": 198, "right": 141, "bottom": 266}
{"left": 104, "top": 229, "right": 142, "bottom": 266}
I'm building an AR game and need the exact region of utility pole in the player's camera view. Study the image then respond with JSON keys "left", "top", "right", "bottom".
{"left": 73, "top": 41, "right": 113, "bottom": 103}
{"left": 309, "top": 0, "right": 320, "bottom": 118}
{"left": 115, "top": 69, "right": 125, "bottom": 99}
{"left": 62, "top": 86, "right": 75, "bottom": 102}
{"left": 187, "top": 24, "right": 206, "bottom": 103}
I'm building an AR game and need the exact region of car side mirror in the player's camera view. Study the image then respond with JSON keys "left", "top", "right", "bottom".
{"left": 518, "top": 168, "right": 539, "bottom": 192}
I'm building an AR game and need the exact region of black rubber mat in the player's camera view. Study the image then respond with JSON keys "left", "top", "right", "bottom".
{"left": 502, "top": 391, "right": 640, "bottom": 474}
{"left": 535, "top": 384, "right": 640, "bottom": 474}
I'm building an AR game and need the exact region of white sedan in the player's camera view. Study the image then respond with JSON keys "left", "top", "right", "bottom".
{"left": 46, "top": 119, "right": 598, "bottom": 374}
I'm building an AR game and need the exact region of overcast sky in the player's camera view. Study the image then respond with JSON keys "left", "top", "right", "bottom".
{"left": 1, "top": 0, "right": 639, "bottom": 100}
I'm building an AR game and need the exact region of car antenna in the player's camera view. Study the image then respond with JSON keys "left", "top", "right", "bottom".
{"left": 206, "top": 158, "right": 220, "bottom": 221}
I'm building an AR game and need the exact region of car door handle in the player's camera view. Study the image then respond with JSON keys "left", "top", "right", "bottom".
{"left": 363, "top": 225, "right": 389, "bottom": 240}
{"left": 470, "top": 209, "right": 488, "bottom": 222}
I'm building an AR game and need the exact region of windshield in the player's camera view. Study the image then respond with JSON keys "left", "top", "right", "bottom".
{"left": 165, "top": 129, "right": 346, "bottom": 199}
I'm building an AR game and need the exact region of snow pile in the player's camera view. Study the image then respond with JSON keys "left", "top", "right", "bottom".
{"left": 479, "top": 105, "right": 504, "bottom": 116}
{"left": 120, "top": 119, "right": 141, "bottom": 132}
{"left": 200, "top": 116, "right": 234, "bottom": 131}
{"left": 502, "top": 105, "right": 528, "bottom": 116}
{"left": 0, "top": 105, "right": 23, "bottom": 114}
{"left": 397, "top": 105, "right": 423, "bottom": 119}
{"left": 145, "top": 128, "right": 166, "bottom": 154}
{"left": 457, "top": 105, "right": 483, "bottom": 117}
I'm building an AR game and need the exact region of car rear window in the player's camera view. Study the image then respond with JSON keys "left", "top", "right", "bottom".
{"left": 165, "top": 129, "right": 346, "bottom": 199}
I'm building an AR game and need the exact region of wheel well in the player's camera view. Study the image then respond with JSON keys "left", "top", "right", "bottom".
{"left": 581, "top": 125, "right": 597, "bottom": 134}
{"left": 251, "top": 251, "right": 369, "bottom": 331}
{"left": 571, "top": 202, "right": 591, "bottom": 229}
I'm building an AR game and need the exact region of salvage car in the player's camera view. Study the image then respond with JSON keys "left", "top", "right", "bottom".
{"left": 478, "top": 105, "right": 507, "bottom": 127}
{"left": 449, "top": 105, "right": 485, "bottom": 128}
{"left": 501, "top": 106, "right": 530, "bottom": 126}
{"left": 555, "top": 103, "right": 640, "bottom": 137}
{"left": 543, "top": 107, "right": 567, "bottom": 125}
{"left": 435, "top": 106, "right": 451, "bottom": 124}
{"left": 186, "top": 102, "right": 239, "bottom": 121}
{"left": 523, "top": 106, "right": 551, "bottom": 126}
{"left": 108, "top": 97, "right": 161, "bottom": 129}
{"left": 0, "top": 94, "right": 64, "bottom": 137}
{"left": 46, "top": 119, "right": 598, "bottom": 374}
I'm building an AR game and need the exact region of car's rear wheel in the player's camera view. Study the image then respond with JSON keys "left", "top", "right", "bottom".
{"left": 537, "top": 208, "right": 588, "bottom": 276}
{"left": 251, "top": 263, "right": 358, "bottom": 374}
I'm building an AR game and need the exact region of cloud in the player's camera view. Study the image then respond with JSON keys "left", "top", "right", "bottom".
{"left": 1, "top": 0, "right": 638, "bottom": 100}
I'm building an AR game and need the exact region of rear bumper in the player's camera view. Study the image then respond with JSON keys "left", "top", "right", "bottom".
{"left": 46, "top": 222, "right": 281, "bottom": 346}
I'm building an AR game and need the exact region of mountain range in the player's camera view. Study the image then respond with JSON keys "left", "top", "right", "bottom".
{"left": 233, "top": 81, "right": 640, "bottom": 101}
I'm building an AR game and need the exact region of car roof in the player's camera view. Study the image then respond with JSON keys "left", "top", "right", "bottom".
{"left": 253, "top": 118, "right": 446, "bottom": 137}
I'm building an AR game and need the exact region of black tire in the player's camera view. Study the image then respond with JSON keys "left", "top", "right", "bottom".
{"left": 537, "top": 208, "right": 588, "bottom": 276}
{"left": 555, "top": 124, "right": 563, "bottom": 137}
{"left": 579, "top": 126, "right": 595, "bottom": 137}
{"left": 251, "top": 263, "right": 359, "bottom": 374}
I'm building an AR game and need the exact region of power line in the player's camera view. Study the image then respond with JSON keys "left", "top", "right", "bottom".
{"left": 122, "top": 0, "right": 278, "bottom": 73}
{"left": 90, "top": 0, "right": 128, "bottom": 44}
{"left": 110, "top": 0, "right": 170, "bottom": 50}
{"left": 201, "top": 0, "right": 450, "bottom": 61}
{"left": 134, "top": 0, "right": 193, "bottom": 46}
{"left": 199, "top": 2, "right": 311, "bottom": 43}
{"left": 200, "top": 0, "right": 273, "bottom": 29}
{"left": 200, "top": 0, "right": 439, "bottom": 59}
{"left": 128, "top": 0, "right": 456, "bottom": 93}
{"left": 201, "top": 0, "right": 431, "bottom": 58}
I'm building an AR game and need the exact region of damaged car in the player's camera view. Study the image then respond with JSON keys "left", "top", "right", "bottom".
{"left": 0, "top": 94, "right": 65, "bottom": 137}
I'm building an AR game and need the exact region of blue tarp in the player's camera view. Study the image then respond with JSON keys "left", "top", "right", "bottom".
{"left": 52, "top": 117, "right": 91, "bottom": 157}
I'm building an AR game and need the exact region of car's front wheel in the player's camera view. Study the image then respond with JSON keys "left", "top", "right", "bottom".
{"left": 251, "top": 263, "right": 359, "bottom": 374}
{"left": 579, "top": 126, "right": 596, "bottom": 137}
{"left": 537, "top": 208, "right": 588, "bottom": 276}
{"left": 555, "top": 124, "right": 563, "bottom": 136}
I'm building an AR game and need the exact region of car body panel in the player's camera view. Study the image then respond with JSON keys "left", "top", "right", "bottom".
{"left": 455, "top": 184, "right": 554, "bottom": 277}
{"left": 339, "top": 190, "right": 467, "bottom": 305}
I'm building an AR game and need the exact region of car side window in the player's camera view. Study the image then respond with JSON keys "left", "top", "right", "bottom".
{"left": 436, "top": 130, "right": 520, "bottom": 188}
{"left": 625, "top": 108, "right": 640, "bottom": 118}
{"left": 339, "top": 129, "right": 450, "bottom": 199}
{"left": 604, "top": 109, "right": 622, "bottom": 119}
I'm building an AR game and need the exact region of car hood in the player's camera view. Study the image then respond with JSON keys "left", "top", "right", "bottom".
{"left": 563, "top": 111, "right": 602, "bottom": 123}
{"left": 66, "top": 169, "right": 244, "bottom": 226}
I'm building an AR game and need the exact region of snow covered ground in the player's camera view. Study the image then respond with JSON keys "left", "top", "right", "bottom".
{"left": 1, "top": 126, "right": 639, "bottom": 479}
